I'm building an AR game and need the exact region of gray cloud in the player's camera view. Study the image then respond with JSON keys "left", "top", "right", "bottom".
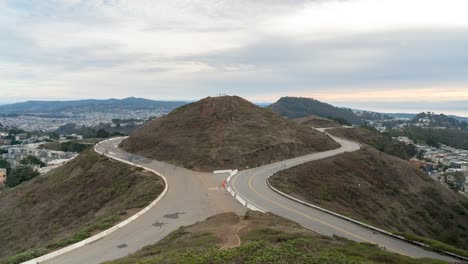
{"left": 1, "top": 0, "right": 468, "bottom": 113}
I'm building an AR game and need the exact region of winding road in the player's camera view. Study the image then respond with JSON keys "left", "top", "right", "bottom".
{"left": 43, "top": 138, "right": 246, "bottom": 264}
{"left": 42, "top": 131, "right": 458, "bottom": 263}
{"left": 230, "top": 133, "right": 457, "bottom": 262}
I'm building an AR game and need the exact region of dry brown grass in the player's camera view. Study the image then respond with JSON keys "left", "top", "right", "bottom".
{"left": 120, "top": 96, "right": 339, "bottom": 171}
{"left": 105, "top": 211, "right": 447, "bottom": 264}
{"left": 270, "top": 146, "right": 468, "bottom": 250}
{"left": 0, "top": 149, "right": 164, "bottom": 260}
{"left": 294, "top": 115, "right": 341, "bottom": 128}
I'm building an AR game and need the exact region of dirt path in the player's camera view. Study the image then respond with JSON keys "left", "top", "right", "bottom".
{"left": 219, "top": 222, "right": 249, "bottom": 250}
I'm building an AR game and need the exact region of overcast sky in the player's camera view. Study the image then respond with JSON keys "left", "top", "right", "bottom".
{"left": 2, "top": 0, "right": 468, "bottom": 115}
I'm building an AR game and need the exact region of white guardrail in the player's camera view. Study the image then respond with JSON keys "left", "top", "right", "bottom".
{"left": 220, "top": 169, "right": 265, "bottom": 213}
{"left": 23, "top": 137, "right": 169, "bottom": 264}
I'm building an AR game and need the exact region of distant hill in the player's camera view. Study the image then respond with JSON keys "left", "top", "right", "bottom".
{"left": 120, "top": 96, "right": 339, "bottom": 171}
{"left": 411, "top": 112, "right": 468, "bottom": 130}
{"left": 268, "top": 97, "right": 362, "bottom": 125}
{"left": 0, "top": 97, "right": 187, "bottom": 115}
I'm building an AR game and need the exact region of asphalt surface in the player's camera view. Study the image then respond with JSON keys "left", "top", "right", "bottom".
{"left": 229, "top": 134, "right": 458, "bottom": 263}
{"left": 44, "top": 132, "right": 458, "bottom": 263}
{"left": 43, "top": 138, "right": 246, "bottom": 264}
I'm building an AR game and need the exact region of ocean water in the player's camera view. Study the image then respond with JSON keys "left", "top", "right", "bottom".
{"left": 334, "top": 101, "right": 468, "bottom": 118}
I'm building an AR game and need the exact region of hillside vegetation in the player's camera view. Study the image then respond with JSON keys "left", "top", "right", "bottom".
{"left": 294, "top": 115, "right": 341, "bottom": 128}
{"left": 268, "top": 97, "right": 362, "bottom": 124}
{"left": 0, "top": 97, "right": 186, "bottom": 115}
{"left": 120, "top": 96, "right": 339, "bottom": 171}
{"left": 270, "top": 146, "right": 468, "bottom": 253}
{"left": 0, "top": 149, "right": 164, "bottom": 263}
{"left": 390, "top": 126, "right": 468, "bottom": 150}
{"left": 106, "top": 211, "right": 444, "bottom": 264}
{"left": 329, "top": 127, "right": 417, "bottom": 160}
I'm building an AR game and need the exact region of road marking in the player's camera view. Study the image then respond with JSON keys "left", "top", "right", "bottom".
{"left": 231, "top": 172, "right": 267, "bottom": 212}
{"left": 242, "top": 167, "right": 409, "bottom": 257}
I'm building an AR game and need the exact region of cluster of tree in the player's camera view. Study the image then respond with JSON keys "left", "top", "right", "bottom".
{"left": 389, "top": 126, "right": 468, "bottom": 150}
{"left": 59, "top": 142, "right": 90, "bottom": 153}
{"left": 54, "top": 123, "right": 124, "bottom": 139}
{"left": 327, "top": 116, "right": 352, "bottom": 126}
{"left": 0, "top": 157, "right": 41, "bottom": 188}
{"left": 55, "top": 123, "right": 125, "bottom": 139}
{"left": 412, "top": 112, "right": 468, "bottom": 131}
{"left": 5, "top": 165, "right": 40, "bottom": 187}
{"left": 20, "top": 155, "right": 45, "bottom": 167}
{"left": 445, "top": 172, "right": 467, "bottom": 192}
{"left": 361, "top": 126, "right": 418, "bottom": 160}
{"left": 0, "top": 159, "right": 10, "bottom": 174}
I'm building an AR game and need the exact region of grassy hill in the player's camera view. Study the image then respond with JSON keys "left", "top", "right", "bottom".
{"left": 120, "top": 96, "right": 339, "bottom": 171}
{"left": 270, "top": 146, "right": 468, "bottom": 255}
{"left": 0, "top": 149, "right": 164, "bottom": 263}
{"left": 294, "top": 115, "right": 341, "bottom": 128}
{"left": 329, "top": 127, "right": 417, "bottom": 160}
{"left": 105, "top": 211, "right": 445, "bottom": 264}
{"left": 0, "top": 97, "right": 186, "bottom": 115}
{"left": 268, "top": 97, "right": 362, "bottom": 125}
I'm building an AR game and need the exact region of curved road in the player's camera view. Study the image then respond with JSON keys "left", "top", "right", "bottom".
{"left": 43, "top": 138, "right": 246, "bottom": 264}
{"left": 44, "top": 132, "right": 457, "bottom": 263}
{"left": 229, "top": 133, "right": 457, "bottom": 263}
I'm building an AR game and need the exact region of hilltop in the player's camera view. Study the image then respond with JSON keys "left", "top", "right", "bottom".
{"left": 106, "top": 211, "right": 443, "bottom": 264}
{"left": 0, "top": 149, "right": 164, "bottom": 263}
{"left": 0, "top": 97, "right": 187, "bottom": 116}
{"left": 120, "top": 96, "right": 339, "bottom": 171}
{"left": 268, "top": 97, "right": 362, "bottom": 125}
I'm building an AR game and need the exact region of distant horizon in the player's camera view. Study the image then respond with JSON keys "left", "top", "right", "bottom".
{"left": 3, "top": 1, "right": 468, "bottom": 112}
{"left": 1, "top": 96, "right": 468, "bottom": 118}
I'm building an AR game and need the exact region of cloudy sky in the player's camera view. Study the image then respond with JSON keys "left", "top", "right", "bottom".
{"left": 2, "top": 0, "right": 468, "bottom": 115}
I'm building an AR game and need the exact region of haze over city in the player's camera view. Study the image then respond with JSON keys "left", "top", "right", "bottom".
{"left": 2, "top": 0, "right": 468, "bottom": 115}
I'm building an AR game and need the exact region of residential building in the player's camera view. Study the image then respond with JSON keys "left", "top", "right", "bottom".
{"left": 0, "top": 168, "right": 6, "bottom": 186}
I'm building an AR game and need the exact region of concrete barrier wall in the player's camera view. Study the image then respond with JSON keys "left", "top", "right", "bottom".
{"left": 23, "top": 137, "right": 169, "bottom": 264}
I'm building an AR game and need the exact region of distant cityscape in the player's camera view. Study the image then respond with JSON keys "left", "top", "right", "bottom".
{"left": 0, "top": 109, "right": 169, "bottom": 132}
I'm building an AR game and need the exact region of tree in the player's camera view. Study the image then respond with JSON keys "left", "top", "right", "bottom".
{"left": 5, "top": 165, "right": 40, "bottom": 187}
{"left": 446, "top": 172, "right": 466, "bottom": 192}
{"left": 20, "top": 155, "right": 46, "bottom": 167}
{"left": 96, "top": 129, "right": 110, "bottom": 138}
{"left": 49, "top": 132, "right": 60, "bottom": 140}
{"left": 0, "top": 159, "right": 10, "bottom": 169}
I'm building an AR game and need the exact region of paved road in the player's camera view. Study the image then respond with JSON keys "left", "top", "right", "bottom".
{"left": 44, "top": 133, "right": 458, "bottom": 263}
{"left": 44, "top": 138, "right": 246, "bottom": 264}
{"left": 229, "top": 133, "right": 458, "bottom": 263}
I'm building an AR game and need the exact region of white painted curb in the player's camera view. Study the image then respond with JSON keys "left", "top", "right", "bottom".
{"left": 22, "top": 137, "right": 169, "bottom": 264}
